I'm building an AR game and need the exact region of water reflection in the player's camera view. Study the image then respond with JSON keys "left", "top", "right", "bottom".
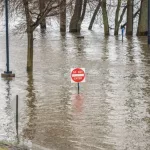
{"left": 5, "top": 80, "right": 11, "bottom": 111}
{"left": 23, "top": 72, "right": 37, "bottom": 140}
{"left": 72, "top": 36, "right": 115, "bottom": 150}
{"left": 136, "top": 37, "right": 150, "bottom": 149}
{"left": 5, "top": 79, "right": 15, "bottom": 139}
{"left": 0, "top": 78, "right": 15, "bottom": 141}
{"left": 137, "top": 36, "right": 150, "bottom": 65}
{"left": 126, "top": 37, "right": 134, "bottom": 62}
{"left": 101, "top": 36, "right": 109, "bottom": 61}
{"left": 28, "top": 86, "right": 77, "bottom": 150}
{"left": 72, "top": 94, "right": 84, "bottom": 113}
{"left": 22, "top": 63, "right": 78, "bottom": 149}
{"left": 1, "top": 30, "right": 150, "bottom": 150}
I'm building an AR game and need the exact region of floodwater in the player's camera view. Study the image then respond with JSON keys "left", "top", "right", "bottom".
{"left": 0, "top": 29, "right": 150, "bottom": 150}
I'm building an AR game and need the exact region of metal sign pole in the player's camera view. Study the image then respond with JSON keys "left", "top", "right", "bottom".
{"left": 16, "top": 95, "right": 18, "bottom": 137}
{"left": 78, "top": 83, "right": 80, "bottom": 94}
{"left": 1, "top": 0, "right": 15, "bottom": 77}
{"left": 148, "top": 0, "right": 150, "bottom": 46}
{"left": 121, "top": 25, "right": 124, "bottom": 42}
{"left": 5, "top": 0, "right": 10, "bottom": 73}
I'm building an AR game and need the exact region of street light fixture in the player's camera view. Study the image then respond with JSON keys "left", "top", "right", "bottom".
{"left": 1, "top": 0, "right": 15, "bottom": 77}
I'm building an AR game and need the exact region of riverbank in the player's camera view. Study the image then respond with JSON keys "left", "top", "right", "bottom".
{"left": 0, "top": 141, "right": 28, "bottom": 150}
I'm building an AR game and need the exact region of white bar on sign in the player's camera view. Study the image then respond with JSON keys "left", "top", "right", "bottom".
{"left": 72, "top": 74, "right": 84, "bottom": 77}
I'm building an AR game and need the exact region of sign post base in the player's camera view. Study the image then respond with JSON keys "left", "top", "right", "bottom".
{"left": 1, "top": 71, "right": 15, "bottom": 78}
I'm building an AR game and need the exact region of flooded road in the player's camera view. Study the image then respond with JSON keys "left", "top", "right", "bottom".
{"left": 0, "top": 29, "right": 150, "bottom": 150}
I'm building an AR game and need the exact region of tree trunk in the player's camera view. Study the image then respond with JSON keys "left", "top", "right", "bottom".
{"left": 39, "top": 0, "right": 46, "bottom": 29}
{"left": 122, "top": 8, "right": 140, "bottom": 28}
{"left": 137, "top": 0, "right": 148, "bottom": 36}
{"left": 101, "top": 0, "right": 109, "bottom": 35}
{"left": 126, "top": 0, "right": 133, "bottom": 35}
{"left": 88, "top": 0, "right": 101, "bottom": 30}
{"left": 114, "top": 0, "right": 121, "bottom": 35}
{"left": 22, "top": 0, "right": 67, "bottom": 72}
{"left": 69, "top": 0, "right": 83, "bottom": 32}
{"left": 27, "top": 29, "right": 34, "bottom": 72}
{"left": 77, "top": 0, "right": 87, "bottom": 30}
{"left": 60, "top": 0, "right": 66, "bottom": 32}
{"left": 22, "top": 0, "right": 34, "bottom": 72}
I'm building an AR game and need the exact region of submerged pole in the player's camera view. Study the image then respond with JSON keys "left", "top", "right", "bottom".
{"left": 148, "top": 0, "right": 150, "bottom": 46}
{"left": 78, "top": 83, "right": 80, "bottom": 94}
{"left": 1, "top": 0, "right": 15, "bottom": 78}
{"left": 121, "top": 25, "right": 124, "bottom": 42}
{"left": 5, "top": 0, "right": 10, "bottom": 73}
{"left": 16, "top": 95, "right": 19, "bottom": 143}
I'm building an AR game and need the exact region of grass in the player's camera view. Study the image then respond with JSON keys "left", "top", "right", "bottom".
{"left": 0, "top": 141, "right": 29, "bottom": 150}
{"left": 0, "top": 148, "right": 7, "bottom": 150}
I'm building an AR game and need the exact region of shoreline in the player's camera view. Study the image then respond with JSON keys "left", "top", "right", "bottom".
{"left": 0, "top": 141, "right": 28, "bottom": 150}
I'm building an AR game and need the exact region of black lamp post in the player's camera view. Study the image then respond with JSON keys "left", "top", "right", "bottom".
{"left": 148, "top": 0, "right": 150, "bottom": 45}
{"left": 1, "top": 0, "right": 15, "bottom": 77}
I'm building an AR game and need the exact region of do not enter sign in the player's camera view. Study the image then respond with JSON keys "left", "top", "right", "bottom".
{"left": 71, "top": 68, "right": 85, "bottom": 83}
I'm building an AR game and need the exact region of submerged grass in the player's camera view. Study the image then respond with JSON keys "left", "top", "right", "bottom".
{"left": 0, "top": 141, "right": 28, "bottom": 150}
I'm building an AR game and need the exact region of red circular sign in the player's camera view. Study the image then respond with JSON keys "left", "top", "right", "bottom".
{"left": 71, "top": 68, "right": 85, "bottom": 83}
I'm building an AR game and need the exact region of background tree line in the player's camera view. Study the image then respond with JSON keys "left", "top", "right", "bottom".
{"left": 0, "top": 0, "right": 148, "bottom": 71}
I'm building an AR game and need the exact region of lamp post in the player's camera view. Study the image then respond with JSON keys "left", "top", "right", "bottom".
{"left": 148, "top": 0, "right": 150, "bottom": 46}
{"left": 1, "top": 0, "right": 15, "bottom": 77}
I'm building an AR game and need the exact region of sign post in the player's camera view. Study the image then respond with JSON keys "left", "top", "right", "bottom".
{"left": 77, "top": 83, "right": 80, "bottom": 94}
{"left": 121, "top": 25, "right": 125, "bottom": 42}
{"left": 148, "top": 0, "right": 150, "bottom": 46}
{"left": 71, "top": 68, "right": 85, "bottom": 94}
{"left": 1, "top": 0, "right": 15, "bottom": 78}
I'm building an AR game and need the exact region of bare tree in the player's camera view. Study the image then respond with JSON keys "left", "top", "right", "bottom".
{"left": 101, "top": 0, "right": 109, "bottom": 35}
{"left": 126, "top": 0, "right": 134, "bottom": 35}
{"left": 78, "top": 0, "right": 88, "bottom": 30}
{"left": 22, "top": 0, "right": 71, "bottom": 71}
{"left": 114, "top": 0, "right": 127, "bottom": 35}
{"left": 137, "top": 0, "right": 148, "bottom": 36}
{"left": 69, "top": 0, "right": 87, "bottom": 32}
{"left": 60, "top": 0, "right": 66, "bottom": 32}
{"left": 88, "top": 0, "right": 101, "bottom": 30}
{"left": 39, "top": 0, "right": 46, "bottom": 30}
{"left": 69, "top": 0, "right": 83, "bottom": 32}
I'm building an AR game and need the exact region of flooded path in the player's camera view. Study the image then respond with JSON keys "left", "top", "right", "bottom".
{"left": 0, "top": 30, "right": 150, "bottom": 150}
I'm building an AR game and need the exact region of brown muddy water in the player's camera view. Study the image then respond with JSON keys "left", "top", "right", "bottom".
{"left": 0, "top": 30, "right": 150, "bottom": 150}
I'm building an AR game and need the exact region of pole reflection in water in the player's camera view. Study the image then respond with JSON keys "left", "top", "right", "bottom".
{"left": 5, "top": 80, "right": 11, "bottom": 101}
{"left": 72, "top": 94, "right": 84, "bottom": 113}
{"left": 5, "top": 80, "right": 12, "bottom": 132}
{"left": 1, "top": 79, "right": 15, "bottom": 141}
